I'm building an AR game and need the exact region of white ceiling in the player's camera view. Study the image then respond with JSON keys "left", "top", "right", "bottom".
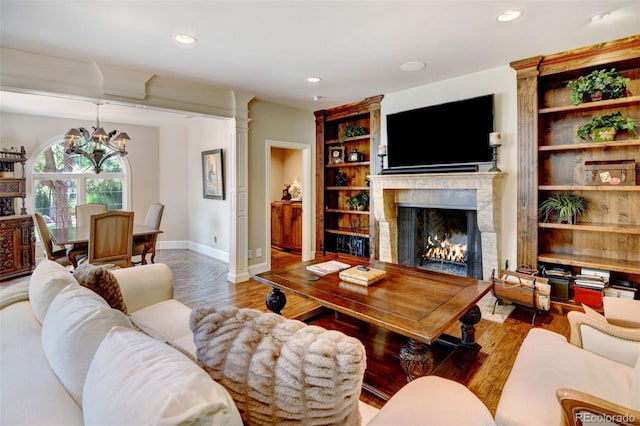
{"left": 1, "top": 1, "right": 639, "bottom": 126}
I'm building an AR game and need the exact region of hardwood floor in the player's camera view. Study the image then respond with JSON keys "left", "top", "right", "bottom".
{"left": 153, "top": 248, "right": 570, "bottom": 415}
{"left": 2, "top": 248, "right": 569, "bottom": 415}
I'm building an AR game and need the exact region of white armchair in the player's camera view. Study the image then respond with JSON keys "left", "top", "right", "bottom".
{"left": 382, "top": 297, "right": 640, "bottom": 426}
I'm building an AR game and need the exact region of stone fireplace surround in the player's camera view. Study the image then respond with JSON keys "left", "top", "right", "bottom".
{"left": 369, "top": 172, "right": 506, "bottom": 281}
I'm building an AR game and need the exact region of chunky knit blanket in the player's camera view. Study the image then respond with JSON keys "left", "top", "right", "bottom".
{"left": 190, "top": 306, "right": 366, "bottom": 426}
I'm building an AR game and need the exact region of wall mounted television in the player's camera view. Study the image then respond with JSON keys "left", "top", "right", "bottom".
{"left": 384, "top": 94, "right": 495, "bottom": 173}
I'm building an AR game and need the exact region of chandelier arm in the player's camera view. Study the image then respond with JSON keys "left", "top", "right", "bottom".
{"left": 95, "top": 150, "right": 120, "bottom": 173}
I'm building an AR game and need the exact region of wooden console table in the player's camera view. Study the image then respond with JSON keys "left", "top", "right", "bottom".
{"left": 253, "top": 254, "right": 492, "bottom": 399}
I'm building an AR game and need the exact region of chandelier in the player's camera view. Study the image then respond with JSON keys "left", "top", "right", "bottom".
{"left": 63, "top": 103, "right": 131, "bottom": 174}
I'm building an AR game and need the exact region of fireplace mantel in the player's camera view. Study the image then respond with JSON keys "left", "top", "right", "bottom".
{"left": 369, "top": 172, "right": 506, "bottom": 280}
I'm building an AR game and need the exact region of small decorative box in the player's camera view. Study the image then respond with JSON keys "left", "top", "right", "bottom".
{"left": 584, "top": 160, "right": 636, "bottom": 186}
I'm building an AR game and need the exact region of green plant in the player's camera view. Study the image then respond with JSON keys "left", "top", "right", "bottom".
{"left": 567, "top": 68, "right": 629, "bottom": 105}
{"left": 341, "top": 124, "right": 367, "bottom": 140}
{"left": 576, "top": 112, "right": 637, "bottom": 140}
{"left": 346, "top": 191, "right": 369, "bottom": 210}
{"left": 538, "top": 193, "right": 588, "bottom": 224}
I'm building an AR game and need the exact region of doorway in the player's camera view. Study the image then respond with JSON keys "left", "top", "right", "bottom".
{"left": 265, "top": 140, "right": 312, "bottom": 271}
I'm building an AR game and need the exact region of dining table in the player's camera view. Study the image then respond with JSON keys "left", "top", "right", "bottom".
{"left": 49, "top": 224, "right": 163, "bottom": 267}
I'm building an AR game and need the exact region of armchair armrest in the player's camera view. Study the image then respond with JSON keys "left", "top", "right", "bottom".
{"left": 111, "top": 263, "right": 174, "bottom": 313}
{"left": 568, "top": 311, "right": 640, "bottom": 367}
{"left": 556, "top": 388, "right": 640, "bottom": 426}
{"left": 367, "top": 376, "right": 495, "bottom": 426}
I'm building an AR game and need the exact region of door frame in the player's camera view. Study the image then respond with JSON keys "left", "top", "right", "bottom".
{"left": 265, "top": 139, "right": 313, "bottom": 270}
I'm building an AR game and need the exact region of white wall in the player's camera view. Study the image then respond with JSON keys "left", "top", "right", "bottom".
{"left": 248, "top": 100, "right": 315, "bottom": 268}
{"left": 185, "top": 119, "right": 232, "bottom": 260}
{"left": 382, "top": 64, "right": 518, "bottom": 268}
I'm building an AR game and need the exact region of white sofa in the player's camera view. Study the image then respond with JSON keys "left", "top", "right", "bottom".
{"left": 2, "top": 259, "right": 461, "bottom": 426}
{"left": 0, "top": 259, "right": 243, "bottom": 426}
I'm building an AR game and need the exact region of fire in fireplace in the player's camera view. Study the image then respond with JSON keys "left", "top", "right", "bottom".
{"left": 398, "top": 207, "right": 482, "bottom": 279}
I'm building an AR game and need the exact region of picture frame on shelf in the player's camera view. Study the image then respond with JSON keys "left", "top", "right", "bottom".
{"left": 202, "top": 149, "right": 225, "bottom": 200}
{"left": 329, "top": 146, "right": 345, "bottom": 164}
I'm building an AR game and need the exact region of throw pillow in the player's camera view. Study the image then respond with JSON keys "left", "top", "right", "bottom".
{"left": 190, "top": 306, "right": 366, "bottom": 426}
{"left": 83, "top": 326, "right": 242, "bottom": 426}
{"left": 29, "top": 259, "right": 78, "bottom": 324}
{"left": 74, "top": 262, "right": 127, "bottom": 314}
{"left": 41, "top": 283, "right": 132, "bottom": 406}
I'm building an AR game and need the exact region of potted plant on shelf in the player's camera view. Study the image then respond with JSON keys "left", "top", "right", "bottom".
{"left": 346, "top": 191, "right": 369, "bottom": 211}
{"left": 567, "top": 68, "right": 630, "bottom": 105}
{"left": 538, "top": 193, "right": 588, "bottom": 224}
{"left": 576, "top": 112, "right": 637, "bottom": 142}
{"left": 340, "top": 124, "right": 367, "bottom": 141}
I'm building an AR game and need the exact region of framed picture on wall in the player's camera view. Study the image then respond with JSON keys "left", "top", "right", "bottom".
{"left": 202, "top": 149, "right": 225, "bottom": 200}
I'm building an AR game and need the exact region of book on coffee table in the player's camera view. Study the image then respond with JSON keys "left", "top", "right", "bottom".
{"left": 306, "top": 260, "right": 351, "bottom": 276}
{"left": 339, "top": 266, "right": 387, "bottom": 286}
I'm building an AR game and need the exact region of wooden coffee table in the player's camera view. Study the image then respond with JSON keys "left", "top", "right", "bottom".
{"left": 253, "top": 254, "right": 493, "bottom": 399}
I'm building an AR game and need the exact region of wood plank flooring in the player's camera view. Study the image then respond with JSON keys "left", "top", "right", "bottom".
{"left": 3, "top": 248, "right": 570, "bottom": 415}
{"left": 153, "top": 248, "right": 570, "bottom": 414}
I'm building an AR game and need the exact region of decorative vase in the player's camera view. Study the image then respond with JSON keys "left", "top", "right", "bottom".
{"left": 589, "top": 127, "right": 617, "bottom": 142}
{"left": 588, "top": 90, "right": 603, "bottom": 102}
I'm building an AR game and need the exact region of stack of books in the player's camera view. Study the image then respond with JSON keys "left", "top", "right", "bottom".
{"left": 306, "top": 260, "right": 351, "bottom": 276}
{"left": 574, "top": 268, "right": 609, "bottom": 308}
{"left": 604, "top": 280, "right": 637, "bottom": 299}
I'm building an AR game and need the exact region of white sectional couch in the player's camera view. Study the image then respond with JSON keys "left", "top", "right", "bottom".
{"left": 1, "top": 259, "right": 456, "bottom": 426}
{"left": 0, "top": 259, "right": 242, "bottom": 426}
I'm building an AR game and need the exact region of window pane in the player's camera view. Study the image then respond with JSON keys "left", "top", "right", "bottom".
{"left": 86, "top": 178, "right": 123, "bottom": 210}
{"left": 34, "top": 178, "right": 77, "bottom": 228}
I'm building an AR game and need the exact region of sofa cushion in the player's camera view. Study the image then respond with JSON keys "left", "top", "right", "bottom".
{"left": 495, "top": 328, "right": 635, "bottom": 426}
{"left": 83, "top": 326, "right": 242, "bottom": 426}
{"left": 191, "top": 306, "right": 365, "bottom": 426}
{"left": 41, "top": 283, "right": 132, "bottom": 406}
{"left": 128, "top": 299, "right": 195, "bottom": 357}
{"left": 73, "top": 262, "right": 127, "bottom": 313}
{"left": 0, "top": 300, "right": 83, "bottom": 426}
{"left": 29, "top": 259, "right": 78, "bottom": 324}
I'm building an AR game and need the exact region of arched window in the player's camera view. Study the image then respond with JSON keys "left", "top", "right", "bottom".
{"left": 31, "top": 140, "right": 129, "bottom": 228}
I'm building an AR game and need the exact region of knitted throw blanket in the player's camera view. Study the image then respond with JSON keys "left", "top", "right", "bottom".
{"left": 190, "top": 306, "right": 365, "bottom": 426}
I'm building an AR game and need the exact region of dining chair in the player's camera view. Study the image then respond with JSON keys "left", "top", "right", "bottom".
{"left": 76, "top": 203, "right": 107, "bottom": 227}
{"left": 84, "top": 210, "right": 135, "bottom": 268}
{"left": 132, "top": 203, "right": 164, "bottom": 265}
{"left": 33, "top": 212, "right": 71, "bottom": 267}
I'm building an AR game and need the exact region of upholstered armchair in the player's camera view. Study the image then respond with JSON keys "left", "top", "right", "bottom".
{"left": 382, "top": 298, "right": 640, "bottom": 426}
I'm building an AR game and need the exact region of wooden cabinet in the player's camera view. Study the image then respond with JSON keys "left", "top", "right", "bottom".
{"left": 511, "top": 35, "right": 640, "bottom": 307}
{"left": 0, "top": 215, "right": 36, "bottom": 281}
{"left": 271, "top": 201, "right": 302, "bottom": 253}
{"left": 0, "top": 146, "right": 35, "bottom": 281}
{"left": 314, "top": 95, "right": 383, "bottom": 259}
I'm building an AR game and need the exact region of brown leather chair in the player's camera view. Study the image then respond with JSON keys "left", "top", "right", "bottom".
{"left": 33, "top": 212, "right": 71, "bottom": 267}
{"left": 132, "top": 203, "right": 164, "bottom": 265}
{"left": 84, "top": 211, "right": 134, "bottom": 268}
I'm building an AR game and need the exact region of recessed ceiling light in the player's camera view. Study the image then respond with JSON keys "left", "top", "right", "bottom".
{"left": 496, "top": 10, "right": 522, "bottom": 23}
{"left": 589, "top": 12, "right": 610, "bottom": 23}
{"left": 312, "top": 95, "right": 322, "bottom": 101}
{"left": 307, "top": 77, "right": 322, "bottom": 83}
{"left": 175, "top": 34, "right": 197, "bottom": 45}
{"left": 400, "top": 61, "right": 426, "bottom": 72}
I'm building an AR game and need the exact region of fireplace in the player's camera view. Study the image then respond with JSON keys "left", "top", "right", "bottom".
{"left": 398, "top": 207, "right": 483, "bottom": 279}
{"left": 369, "top": 172, "right": 505, "bottom": 281}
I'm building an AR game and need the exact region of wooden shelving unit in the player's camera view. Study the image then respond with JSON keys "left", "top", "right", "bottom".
{"left": 314, "top": 95, "right": 383, "bottom": 259}
{"left": 511, "top": 35, "right": 640, "bottom": 308}
{"left": 0, "top": 146, "right": 36, "bottom": 281}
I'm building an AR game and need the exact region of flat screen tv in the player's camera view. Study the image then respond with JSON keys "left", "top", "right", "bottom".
{"left": 384, "top": 94, "right": 495, "bottom": 173}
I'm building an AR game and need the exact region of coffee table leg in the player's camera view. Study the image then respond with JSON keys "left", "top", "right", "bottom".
{"left": 460, "top": 305, "right": 482, "bottom": 347}
{"left": 399, "top": 338, "right": 434, "bottom": 381}
{"left": 266, "top": 287, "right": 287, "bottom": 315}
